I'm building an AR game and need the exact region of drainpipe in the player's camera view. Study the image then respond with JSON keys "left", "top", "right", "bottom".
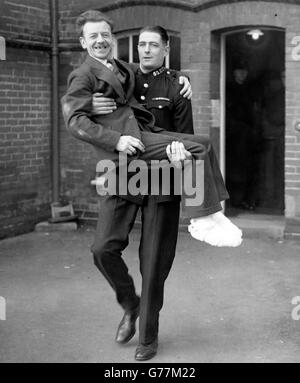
{"left": 50, "top": 0, "right": 60, "bottom": 203}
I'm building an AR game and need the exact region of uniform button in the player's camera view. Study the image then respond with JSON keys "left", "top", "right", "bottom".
{"left": 144, "top": 83, "right": 149, "bottom": 88}
{"left": 158, "top": 105, "right": 163, "bottom": 109}
{"left": 167, "top": 71, "right": 170, "bottom": 74}
{"left": 140, "top": 95, "right": 145, "bottom": 100}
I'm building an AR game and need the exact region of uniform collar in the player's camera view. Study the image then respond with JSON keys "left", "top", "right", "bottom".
{"left": 138, "top": 66, "right": 166, "bottom": 77}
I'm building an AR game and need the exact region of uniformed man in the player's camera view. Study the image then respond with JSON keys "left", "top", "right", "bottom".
{"left": 92, "top": 25, "right": 241, "bottom": 361}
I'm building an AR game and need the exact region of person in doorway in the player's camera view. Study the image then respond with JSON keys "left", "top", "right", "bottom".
{"left": 226, "top": 64, "right": 257, "bottom": 210}
{"left": 61, "top": 10, "right": 242, "bottom": 361}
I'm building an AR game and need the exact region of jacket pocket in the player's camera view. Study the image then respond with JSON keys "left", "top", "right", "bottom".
{"left": 146, "top": 99, "right": 172, "bottom": 110}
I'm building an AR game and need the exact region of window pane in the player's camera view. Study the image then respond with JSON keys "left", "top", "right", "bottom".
{"left": 132, "top": 35, "right": 139, "bottom": 64}
{"left": 118, "top": 37, "right": 129, "bottom": 62}
{"left": 170, "top": 35, "right": 181, "bottom": 70}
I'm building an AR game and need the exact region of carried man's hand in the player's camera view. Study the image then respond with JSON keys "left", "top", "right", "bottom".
{"left": 179, "top": 76, "right": 192, "bottom": 100}
{"left": 166, "top": 141, "right": 192, "bottom": 166}
{"left": 92, "top": 94, "right": 145, "bottom": 155}
{"left": 116, "top": 136, "right": 145, "bottom": 156}
{"left": 92, "top": 93, "right": 117, "bottom": 115}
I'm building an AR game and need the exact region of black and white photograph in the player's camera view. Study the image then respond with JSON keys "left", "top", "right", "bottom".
{"left": 1, "top": 0, "right": 300, "bottom": 367}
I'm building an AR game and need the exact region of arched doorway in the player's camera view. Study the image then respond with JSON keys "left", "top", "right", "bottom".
{"left": 221, "top": 28, "right": 285, "bottom": 216}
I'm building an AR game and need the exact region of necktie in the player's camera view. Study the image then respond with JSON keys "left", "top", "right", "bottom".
{"left": 107, "top": 59, "right": 126, "bottom": 85}
{"left": 106, "top": 60, "right": 114, "bottom": 71}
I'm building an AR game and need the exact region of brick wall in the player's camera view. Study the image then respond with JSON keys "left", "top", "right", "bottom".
{"left": 59, "top": 0, "right": 300, "bottom": 220}
{"left": 0, "top": 0, "right": 50, "bottom": 43}
{"left": 0, "top": 0, "right": 51, "bottom": 238}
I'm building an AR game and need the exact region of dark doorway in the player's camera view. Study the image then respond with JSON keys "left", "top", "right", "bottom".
{"left": 225, "top": 29, "right": 285, "bottom": 215}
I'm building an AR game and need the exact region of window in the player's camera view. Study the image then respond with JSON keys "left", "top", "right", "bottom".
{"left": 114, "top": 31, "right": 181, "bottom": 70}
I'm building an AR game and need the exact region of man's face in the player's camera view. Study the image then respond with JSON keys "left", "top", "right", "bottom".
{"left": 138, "top": 31, "right": 169, "bottom": 72}
{"left": 233, "top": 69, "right": 248, "bottom": 84}
{"left": 80, "top": 21, "right": 113, "bottom": 61}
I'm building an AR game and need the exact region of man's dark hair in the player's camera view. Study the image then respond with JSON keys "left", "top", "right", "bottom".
{"left": 76, "top": 10, "right": 114, "bottom": 37}
{"left": 139, "top": 26, "right": 169, "bottom": 45}
{"left": 232, "top": 59, "right": 248, "bottom": 72}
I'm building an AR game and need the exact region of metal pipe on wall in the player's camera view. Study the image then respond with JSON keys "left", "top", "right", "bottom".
{"left": 50, "top": 0, "right": 60, "bottom": 203}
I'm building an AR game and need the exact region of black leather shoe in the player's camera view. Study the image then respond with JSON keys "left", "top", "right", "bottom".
{"left": 135, "top": 338, "right": 158, "bottom": 361}
{"left": 115, "top": 306, "right": 139, "bottom": 344}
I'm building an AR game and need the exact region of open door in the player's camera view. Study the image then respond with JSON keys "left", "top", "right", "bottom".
{"left": 222, "top": 28, "right": 285, "bottom": 215}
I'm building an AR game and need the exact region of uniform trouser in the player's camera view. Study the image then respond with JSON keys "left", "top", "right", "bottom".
{"left": 92, "top": 195, "right": 180, "bottom": 344}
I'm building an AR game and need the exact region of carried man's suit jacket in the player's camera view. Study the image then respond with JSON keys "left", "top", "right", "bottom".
{"left": 62, "top": 55, "right": 164, "bottom": 156}
{"left": 61, "top": 55, "right": 165, "bottom": 204}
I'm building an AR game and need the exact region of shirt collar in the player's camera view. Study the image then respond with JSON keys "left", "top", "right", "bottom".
{"left": 89, "top": 56, "right": 116, "bottom": 68}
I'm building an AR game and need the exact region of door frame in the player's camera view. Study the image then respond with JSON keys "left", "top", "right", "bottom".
{"left": 219, "top": 26, "right": 285, "bottom": 186}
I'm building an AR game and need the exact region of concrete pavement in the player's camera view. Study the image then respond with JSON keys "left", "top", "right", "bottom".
{"left": 1, "top": 227, "right": 300, "bottom": 363}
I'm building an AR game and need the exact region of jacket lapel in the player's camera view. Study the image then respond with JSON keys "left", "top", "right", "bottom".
{"left": 114, "top": 59, "right": 136, "bottom": 100}
{"left": 85, "top": 55, "right": 126, "bottom": 101}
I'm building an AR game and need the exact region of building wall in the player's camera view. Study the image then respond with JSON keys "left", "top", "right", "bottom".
{"left": 0, "top": 0, "right": 51, "bottom": 238}
{"left": 0, "top": 0, "right": 50, "bottom": 43}
{"left": 58, "top": 0, "right": 300, "bottom": 220}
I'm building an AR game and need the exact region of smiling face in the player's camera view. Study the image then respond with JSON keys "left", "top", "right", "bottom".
{"left": 79, "top": 20, "right": 113, "bottom": 61}
{"left": 138, "top": 31, "right": 169, "bottom": 73}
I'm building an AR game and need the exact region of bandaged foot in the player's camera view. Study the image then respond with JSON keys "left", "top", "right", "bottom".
{"left": 188, "top": 214, "right": 243, "bottom": 247}
{"left": 188, "top": 216, "right": 217, "bottom": 241}
{"left": 211, "top": 212, "right": 243, "bottom": 237}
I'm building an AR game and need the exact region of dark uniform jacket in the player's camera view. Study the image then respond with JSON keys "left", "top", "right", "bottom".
{"left": 132, "top": 64, "right": 194, "bottom": 134}
{"left": 131, "top": 64, "right": 194, "bottom": 203}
